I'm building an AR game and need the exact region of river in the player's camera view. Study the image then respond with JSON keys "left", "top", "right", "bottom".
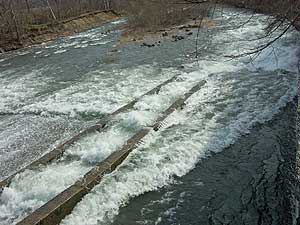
{"left": 0, "top": 6, "right": 299, "bottom": 225}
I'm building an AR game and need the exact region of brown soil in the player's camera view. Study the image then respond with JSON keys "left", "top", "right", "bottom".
{"left": 1, "top": 10, "right": 120, "bottom": 52}
{"left": 118, "top": 18, "right": 215, "bottom": 46}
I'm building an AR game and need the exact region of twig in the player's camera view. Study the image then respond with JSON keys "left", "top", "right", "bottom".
{"left": 225, "top": 14, "right": 298, "bottom": 59}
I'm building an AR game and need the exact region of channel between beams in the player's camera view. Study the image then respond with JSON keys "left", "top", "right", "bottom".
{"left": 0, "top": 74, "right": 179, "bottom": 190}
{"left": 16, "top": 80, "right": 206, "bottom": 225}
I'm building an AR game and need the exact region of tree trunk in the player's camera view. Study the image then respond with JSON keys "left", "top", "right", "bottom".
{"left": 104, "top": 0, "right": 110, "bottom": 10}
{"left": 10, "top": 9, "right": 20, "bottom": 42}
{"left": 25, "top": 0, "right": 30, "bottom": 13}
{"left": 46, "top": 0, "right": 57, "bottom": 21}
{"left": 54, "top": 0, "right": 60, "bottom": 19}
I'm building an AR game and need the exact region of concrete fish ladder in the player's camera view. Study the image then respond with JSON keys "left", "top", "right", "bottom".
{"left": 0, "top": 74, "right": 179, "bottom": 191}
{"left": 16, "top": 80, "right": 206, "bottom": 225}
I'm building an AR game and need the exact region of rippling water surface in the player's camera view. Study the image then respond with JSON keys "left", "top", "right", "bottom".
{"left": 0, "top": 7, "right": 299, "bottom": 225}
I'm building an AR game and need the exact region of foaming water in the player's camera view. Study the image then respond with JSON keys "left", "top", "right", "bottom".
{"left": 61, "top": 68, "right": 297, "bottom": 225}
{"left": 0, "top": 161, "right": 91, "bottom": 225}
{"left": 46, "top": 20, "right": 122, "bottom": 53}
{"left": 0, "top": 17, "right": 140, "bottom": 183}
{"left": 60, "top": 8, "right": 299, "bottom": 225}
{"left": 54, "top": 49, "right": 68, "bottom": 54}
{"left": 212, "top": 9, "right": 300, "bottom": 73}
{"left": 0, "top": 67, "right": 52, "bottom": 114}
{"left": 0, "top": 66, "right": 214, "bottom": 224}
{"left": 21, "top": 66, "right": 180, "bottom": 117}
{"left": 0, "top": 6, "right": 298, "bottom": 225}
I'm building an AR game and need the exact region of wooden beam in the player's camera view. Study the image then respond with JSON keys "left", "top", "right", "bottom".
{"left": 16, "top": 80, "right": 206, "bottom": 225}
{"left": 0, "top": 74, "right": 179, "bottom": 190}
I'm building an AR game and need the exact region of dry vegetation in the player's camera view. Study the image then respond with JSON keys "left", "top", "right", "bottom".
{"left": 122, "top": 0, "right": 207, "bottom": 30}
{"left": 220, "top": 0, "right": 300, "bottom": 57}
{"left": 0, "top": 0, "right": 116, "bottom": 51}
{"left": 121, "top": 0, "right": 300, "bottom": 32}
{"left": 119, "top": 0, "right": 299, "bottom": 57}
{"left": 115, "top": 0, "right": 299, "bottom": 47}
{"left": 119, "top": 0, "right": 211, "bottom": 38}
{"left": 224, "top": 0, "right": 300, "bottom": 28}
{"left": 0, "top": 0, "right": 299, "bottom": 52}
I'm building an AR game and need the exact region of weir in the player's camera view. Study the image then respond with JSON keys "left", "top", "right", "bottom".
{"left": 16, "top": 80, "right": 206, "bottom": 225}
{"left": 0, "top": 74, "right": 179, "bottom": 190}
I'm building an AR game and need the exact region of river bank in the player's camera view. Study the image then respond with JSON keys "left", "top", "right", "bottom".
{"left": 0, "top": 10, "right": 120, "bottom": 52}
{"left": 118, "top": 18, "right": 215, "bottom": 47}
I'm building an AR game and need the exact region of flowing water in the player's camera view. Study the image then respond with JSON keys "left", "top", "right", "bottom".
{"left": 0, "top": 7, "right": 299, "bottom": 225}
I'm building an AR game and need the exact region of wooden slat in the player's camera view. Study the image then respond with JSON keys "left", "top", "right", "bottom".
{"left": 0, "top": 75, "right": 179, "bottom": 190}
{"left": 16, "top": 80, "right": 206, "bottom": 225}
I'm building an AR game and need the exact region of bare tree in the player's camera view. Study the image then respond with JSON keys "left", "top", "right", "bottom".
{"left": 104, "top": 0, "right": 111, "bottom": 10}
{"left": 180, "top": 0, "right": 300, "bottom": 59}
{"left": 24, "top": 0, "right": 30, "bottom": 12}
{"left": 46, "top": 0, "right": 57, "bottom": 20}
{"left": 52, "top": 0, "right": 61, "bottom": 19}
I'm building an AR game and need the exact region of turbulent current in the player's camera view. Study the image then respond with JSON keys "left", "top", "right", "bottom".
{"left": 0, "top": 7, "right": 299, "bottom": 225}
